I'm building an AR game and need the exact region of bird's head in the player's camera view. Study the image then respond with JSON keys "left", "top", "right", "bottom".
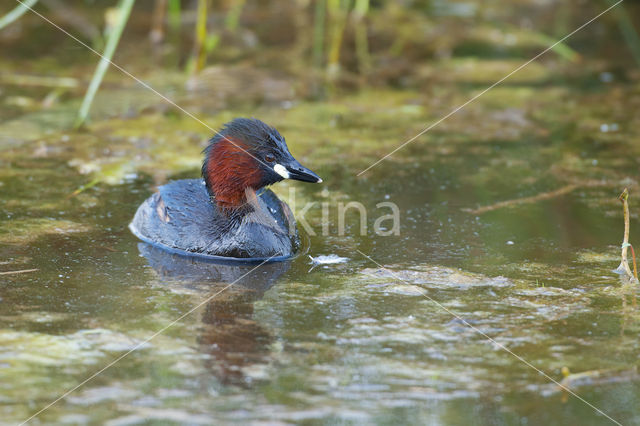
{"left": 202, "top": 118, "right": 322, "bottom": 209}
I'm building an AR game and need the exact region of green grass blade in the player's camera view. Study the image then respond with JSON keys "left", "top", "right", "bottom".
{"left": 0, "top": 0, "right": 39, "bottom": 30}
{"left": 75, "top": 0, "right": 135, "bottom": 128}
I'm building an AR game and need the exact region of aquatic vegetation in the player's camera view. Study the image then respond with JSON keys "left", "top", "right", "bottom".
{"left": 0, "top": 0, "right": 38, "bottom": 31}
{"left": 76, "top": 0, "right": 135, "bottom": 127}
{"left": 0, "top": 218, "right": 91, "bottom": 245}
{"left": 615, "top": 188, "right": 639, "bottom": 282}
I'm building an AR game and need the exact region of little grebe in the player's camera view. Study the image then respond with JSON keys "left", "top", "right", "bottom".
{"left": 129, "top": 118, "right": 322, "bottom": 261}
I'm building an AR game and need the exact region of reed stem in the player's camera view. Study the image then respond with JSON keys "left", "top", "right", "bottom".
{"left": 189, "top": 0, "right": 210, "bottom": 75}
{"left": 353, "top": 0, "right": 370, "bottom": 75}
{"left": 616, "top": 188, "right": 638, "bottom": 282}
{"left": 75, "top": 0, "right": 135, "bottom": 128}
{"left": 0, "top": 0, "right": 38, "bottom": 30}
{"left": 313, "top": 0, "right": 326, "bottom": 69}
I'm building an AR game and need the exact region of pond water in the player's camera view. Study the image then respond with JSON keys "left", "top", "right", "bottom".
{"left": 2, "top": 1, "right": 640, "bottom": 425}
{"left": 2, "top": 93, "right": 639, "bottom": 424}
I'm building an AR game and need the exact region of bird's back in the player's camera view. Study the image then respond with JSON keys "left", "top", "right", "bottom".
{"left": 129, "top": 179, "right": 298, "bottom": 260}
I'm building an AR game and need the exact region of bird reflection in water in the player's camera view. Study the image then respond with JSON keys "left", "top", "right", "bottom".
{"left": 137, "top": 243, "right": 290, "bottom": 386}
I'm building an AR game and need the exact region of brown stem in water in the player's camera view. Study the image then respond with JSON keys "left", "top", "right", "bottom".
{"left": 616, "top": 188, "right": 638, "bottom": 282}
{"left": 464, "top": 184, "right": 578, "bottom": 215}
{"left": 630, "top": 244, "right": 638, "bottom": 281}
{"left": 0, "top": 268, "right": 39, "bottom": 276}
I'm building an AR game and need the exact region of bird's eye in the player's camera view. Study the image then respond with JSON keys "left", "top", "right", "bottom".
{"left": 265, "top": 153, "right": 275, "bottom": 163}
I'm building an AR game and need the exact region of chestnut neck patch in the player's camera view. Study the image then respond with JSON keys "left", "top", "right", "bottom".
{"left": 203, "top": 138, "right": 264, "bottom": 210}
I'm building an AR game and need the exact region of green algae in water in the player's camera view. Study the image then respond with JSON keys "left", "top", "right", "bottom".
{"left": 0, "top": 218, "right": 91, "bottom": 245}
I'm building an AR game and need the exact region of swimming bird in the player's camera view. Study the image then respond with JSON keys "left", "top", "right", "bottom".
{"left": 129, "top": 118, "right": 322, "bottom": 261}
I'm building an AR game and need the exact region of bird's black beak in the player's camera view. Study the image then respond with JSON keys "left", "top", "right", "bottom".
{"left": 275, "top": 158, "right": 322, "bottom": 183}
